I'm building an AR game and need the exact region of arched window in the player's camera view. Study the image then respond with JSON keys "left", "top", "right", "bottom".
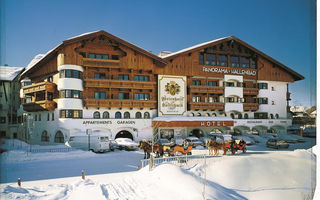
{"left": 93, "top": 111, "right": 100, "bottom": 119}
{"left": 54, "top": 131, "right": 64, "bottom": 143}
{"left": 136, "top": 112, "right": 142, "bottom": 119}
{"left": 275, "top": 114, "right": 279, "bottom": 119}
{"left": 41, "top": 131, "right": 49, "bottom": 142}
{"left": 144, "top": 112, "right": 150, "bottom": 119}
{"left": 205, "top": 113, "right": 210, "bottom": 117}
{"left": 230, "top": 113, "right": 235, "bottom": 119}
{"left": 197, "top": 113, "right": 201, "bottom": 116}
{"left": 244, "top": 113, "right": 248, "bottom": 119}
{"left": 124, "top": 112, "right": 130, "bottom": 119}
{"left": 103, "top": 111, "right": 109, "bottom": 119}
{"left": 238, "top": 113, "right": 242, "bottom": 119}
{"left": 270, "top": 114, "right": 274, "bottom": 119}
{"left": 115, "top": 112, "right": 122, "bottom": 119}
{"left": 212, "top": 113, "right": 217, "bottom": 117}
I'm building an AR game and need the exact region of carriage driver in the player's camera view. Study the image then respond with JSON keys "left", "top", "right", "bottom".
{"left": 183, "top": 139, "right": 189, "bottom": 149}
{"left": 239, "top": 138, "right": 245, "bottom": 146}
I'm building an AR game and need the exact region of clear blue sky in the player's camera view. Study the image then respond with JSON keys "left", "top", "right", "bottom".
{"left": 1, "top": 0, "right": 316, "bottom": 106}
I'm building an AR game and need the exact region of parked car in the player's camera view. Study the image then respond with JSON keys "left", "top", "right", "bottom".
{"left": 157, "top": 138, "right": 171, "bottom": 146}
{"left": 186, "top": 137, "right": 204, "bottom": 147}
{"left": 233, "top": 135, "right": 255, "bottom": 145}
{"left": 109, "top": 140, "right": 119, "bottom": 151}
{"left": 266, "top": 138, "right": 289, "bottom": 149}
{"left": 275, "top": 134, "right": 299, "bottom": 143}
{"left": 115, "top": 138, "right": 139, "bottom": 151}
{"left": 175, "top": 137, "right": 184, "bottom": 146}
{"left": 209, "top": 132, "right": 233, "bottom": 143}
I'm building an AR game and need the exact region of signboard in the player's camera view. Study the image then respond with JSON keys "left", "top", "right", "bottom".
{"left": 158, "top": 75, "right": 187, "bottom": 116}
{"left": 202, "top": 67, "right": 256, "bottom": 76}
{"left": 152, "top": 120, "right": 234, "bottom": 127}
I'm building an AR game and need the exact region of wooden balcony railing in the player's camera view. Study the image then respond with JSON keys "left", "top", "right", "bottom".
{"left": 23, "top": 82, "right": 57, "bottom": 95}
{"left": 189, "top": 86, "right": 224, "bottom": 94}
{"left": 243, "top": 88, "right": 259, "bottom": 95}
{"left": 189, "top": 102, "right": 224, "bottom": 111}
{"left": 84, "top": 99, "right": 157, "bottom": 109}
{"left": 243, "top": 103, "right": 259, "bottom": 111}
{"left": 22, "top": 100, "right": 57, "bottom": 112}
{"left": 84, "top": 79, "right": 157, "bottom": 89}
{"left": 82, "top": 58, "right": 120, "bottom": 68}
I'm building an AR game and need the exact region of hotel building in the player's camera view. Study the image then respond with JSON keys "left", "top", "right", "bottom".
{"left": 18, "top": 30, "right": 303, "bottom": 144}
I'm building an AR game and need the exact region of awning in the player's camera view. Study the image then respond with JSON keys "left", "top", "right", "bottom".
{"left": 152, "top": 116, "right": 233, "bottom": 128}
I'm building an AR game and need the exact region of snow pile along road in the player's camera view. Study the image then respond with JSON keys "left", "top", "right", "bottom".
{"left": 0, "top": 149, "right": 315, "bottom": 200}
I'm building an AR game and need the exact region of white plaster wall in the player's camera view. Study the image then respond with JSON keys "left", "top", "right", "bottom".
{"left": 225, "top": 103, "right": 243, "bottom": 112}
{"left": 58, "top": 99, "right": 83, "bottom": 110}
{"left": 58, "top": 64, "right": 84, "bottom": 72}
{"left": 224, "top": 75, "right": 243, "bottom": 82}
{"left": 225, "top": 87, "right": 243, "bottom": 98}
{"left": 58, "top": 78, "right": 83, "bottom": 91}
{"left": 257, "top": 81, "right": 287, "bottom": 118}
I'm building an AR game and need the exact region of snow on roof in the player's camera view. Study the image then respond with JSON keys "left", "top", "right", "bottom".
{"left": 153, "top": 116, "right": 233, "bottom": 122}
{"left": 0, "top": 66, "right": 24, "bottom": 81}
{"left": 66, "top": 30, "right": 101, "bottom": 40}
{"left": 160, "top": 36, "right": 230, "bottom": 58}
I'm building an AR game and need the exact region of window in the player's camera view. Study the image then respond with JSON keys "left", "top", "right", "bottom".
{"left": 144, "top": 112, "right": 150, "bottom": 119}
{"left": 54, "top": 131, "right": 64, "bottom": 143}
{"left": 118, "top": 93, "right": 129, "bottom": 99}
{"left": 124, "top": 112, "right": 130, "bottom": 119}
{"left": 271, "top": 86, "right": 275, "bottom": 91}
{"left": 134, "top": 93, "right": 150, "bottom": 100}
{"left": 52, "top": 113, "right": 54, "bottom": 121}
{"left": 230, "top": 113, "right": 235, "bottom": 119}
{"left": 251, "top": 60, "right": 256, "bottom": 69}
{"left": 88, "top": 53, "right": 109, "bottom": 60}
{"left": 59, "top": 69, "right": 82, "bottom": 79}
{"left": 258, "top": 83, "right": 268, "bottom": 89}
{"left": 254, "top": 112, "right": 268, "bottom": 119}
{"left": 60, "top": 90, "right": 82, "bottom": 98}
{"left": 199, "top": 53, "right": 204, "bottom": 65}
{"left": 270, "top": 114, "right": 274, "bottom": 119}
{"left": 208, "top": 97, "right": 217, "bottom": 103}
{"left": 41, "top": 131, "right": 50, "bottom": 142}
{"left": 192, "top": 96, "right": 201, "bottom": 102}
{"left": 134, "top": 75, "right": 149, "bottom": 81}
{"left": 93, "top": 111, "right": 100, "bottom": 119}
{"left": 136, "top": 112, "right": 142, "bottom": 119}
{"left": 238, "top": 113, "right": 242, "bottom": 119}
{"left": 230, "top": 56, "right": 240, "bottom": 67}
{"left": 118, "top": 74, "right": 129, "bottom": 80}
{"left": 257, "top": 97, "right": 268, "bottom": 104}
{"left": 225, "top": 82, "right": 235, "bottom": 87}
{"left": 217, "top": 55, "right": 227, "bottom": 66}
{"left": 35, "top": 114, "right": 37, "bottom": 121}
{"left": 103, "top": 111, "right": 109, "bottom": 119}
{"left": 94, "top": 73, "right": 106, "bottom": 79}
{"left": 192, "top": 80, "right": 201, "bottom": 86}
{"left": 275, "top": 114, "right": 279, "bottom": 119}
{"left": 226, "top": 97, "right": 235, "bottom": 103}
{"left": 39, "top": 114, "right": 41, "bottom": 121}
{"left": 47, "top": 113, "right": 50, "bottom": 121}
{"left": 208, "top": 81, "right": 218, "bottom": 87}
{"left": 240, "top": 57, "right": 250, "bottom": 68}
{"left": 60, "top": 110, "right": 83, "bottom": 118}
{"left": 206, "top": 53, "right": 216, "bottom": 65}
{"left": 111, "top": 55, "right": 119, "bottom": 60}
{"left": 244, "top": 113, "right": 248, "bottom": 119}
{"left": 94, "top": 92, "right": 106, "bottom": 99}
{"left": 115, "top": 112, "right": 122, "bottom": 119}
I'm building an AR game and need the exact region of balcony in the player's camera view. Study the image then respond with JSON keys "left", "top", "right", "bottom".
{"left": 84, "top": 99, "right": 157, "bottom": 109}
{"left": 82, "top": 58, "right": 120, "bottom": 68}
{"left": 23, "top": 82, "right": 57, "bottom": 95}
{"left": 243, "top": 103, "right": 259, "bottom": 111}
{"left": 189, "top": 102, "right": 224, "bottom": 111}
{"left": 243, "top": 88, "right": 259, "bottom": 96}
{"left": 23, "top": 100, "right": 57, "bottom": 112}
{"left": 84, "top": 79, "right": 157, "bottom": 90}
{"left": 189, "top": 86, "right": 224, "bottom": 94}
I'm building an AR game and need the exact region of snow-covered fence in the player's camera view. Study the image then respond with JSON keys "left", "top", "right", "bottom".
{"left": 141, "top": 154, "right": 214, "bottom": 168}
{"left": 29, "top": 148, "right": 76, "bottom": 153}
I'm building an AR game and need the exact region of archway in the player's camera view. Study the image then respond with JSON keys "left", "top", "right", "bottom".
{"left": 115, "top": 130, "right": 133, "bottom": 140}
{"left": 190, "top": 129, "right": 204, "bottom": 138}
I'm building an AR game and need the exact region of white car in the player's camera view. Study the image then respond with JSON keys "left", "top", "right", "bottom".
{"left": 209, "top": 133, "right": 232, "bottom": 143}
{"left": 186, "top": 137, "right": 204, "bottom": 147}
{"left": 115, "top": 138, "right": 139, "bottom": 151}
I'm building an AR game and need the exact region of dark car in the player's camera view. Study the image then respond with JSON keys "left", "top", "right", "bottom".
{"left": 266, "top": 138, "right": 289, "bottom": 149}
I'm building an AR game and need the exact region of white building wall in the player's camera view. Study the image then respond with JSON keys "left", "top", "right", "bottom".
{"left": 257, "top": 81, "right": 288, "bottom": 118}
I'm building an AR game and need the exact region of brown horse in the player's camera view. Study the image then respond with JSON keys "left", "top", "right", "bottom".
{"left": 139, "top": 141, "right": 163, "bottom": 159}
{"left": 212, "top": 140, "right": 228, "bottom": 156}
{"left": 206, "top": 140, "right": 215, "bottom": 155}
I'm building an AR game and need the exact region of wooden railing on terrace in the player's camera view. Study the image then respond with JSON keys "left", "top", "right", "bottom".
{"left": 22, "top": 100, "right": 57, "bottom": 112}
{"left": 23, "top": 82, "right": 57, "bottom": 94}
{"left": 82, "top": 58, "right": 120, "bottom": 68}
{"left": 84, "top": 79, "right": 156, "bottom": 89}
{"left": 243, "top": 103, "right": 259, "bottom": 111}
{"left": 84, "top": 99, "right": 157, "bottom": 109}
{"left": 189, "top": 86, "right": 224, "bottom": 94}
{"left": 189, "top": 102, "right": 224, "bottom": 110}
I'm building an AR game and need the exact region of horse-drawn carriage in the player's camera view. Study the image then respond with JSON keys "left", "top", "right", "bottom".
{"left": 206, "top": 138, "right": 246, "bottom": 155}
{"left": 139, "top": 140, "right": 192, "bottom": 158}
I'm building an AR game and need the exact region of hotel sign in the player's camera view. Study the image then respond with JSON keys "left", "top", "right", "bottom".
{"left": 158, "top": 75, "right": 187, "bottom": 116}
{"left": 152, "top": 120, "right": 234, "bottom": 127}
{"left": 202, "top": 67, "right": 256, "bottom": 76}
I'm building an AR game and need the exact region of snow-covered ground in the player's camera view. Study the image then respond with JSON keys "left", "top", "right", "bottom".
{"left": 0, "top": 136, "right": 317, "bottom": 200}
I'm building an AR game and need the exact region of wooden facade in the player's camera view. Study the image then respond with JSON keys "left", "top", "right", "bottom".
{"left": 20, "top": 31, "right": 303, "bottom": 113}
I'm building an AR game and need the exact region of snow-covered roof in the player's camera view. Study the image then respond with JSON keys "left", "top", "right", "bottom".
{"left": 0, "top": 66, "right": 24, "bottom": 81}
{"left": 152, "top": 116, "right": 233, "bottom": 122}
{"left": 160, "top": 36, "right": 229, "bottom": 58}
